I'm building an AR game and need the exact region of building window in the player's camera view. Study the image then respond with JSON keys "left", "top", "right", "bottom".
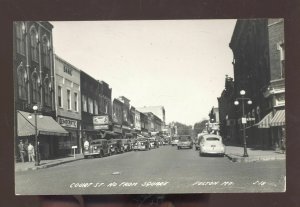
{"left": 30, "top": 29, "right": 39, "bottom": 63}
{"left": 42, "top": 37, "right": 50, "bottom": 68}
{"left": 74, "top": 92, "right": 78, "bottom": 112}
{"left": 44, "top": 77, "right": 51, "bottom": 106}
{"left": 82, "top": 95, "right": 87, "bottom": 112}
{"left": 17, "top": 63, "right": 27, "bottom": 100}
{"left": 67, "top": 89, "right": 71, "bottom": 110}
{"left": 94, "top": 100, "right": 98, "bottom": 115}
{"left": 278, "top": 42, "right": 285, "bottom": 78}
{"left": 31, "top": 72, "right": 40, "bottom": 104}
{"left": 88, "top": 98, "right": 94, "bottom": 114}
{"left": 16, "top": 23, "right": 25, "bottom": 55}
{"left": 58, "top": 85, "right": 62, "bottom": 108}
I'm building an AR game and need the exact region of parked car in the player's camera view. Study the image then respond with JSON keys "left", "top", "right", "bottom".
{"left": 199, "top": 134, "right": 225, "bottom": 156}
{"left": 83, "top": 139, "right": 110, "bottom": 158}
{"left": 133, "top": 138, "right": 150, "bottom": 151}
{"left": 195, "top": 132, "right": 208, "bottom": 150}
{"left": 148, "top": 137, "right": 159, "bottom": 149}
{"left": 177, "top": 135, "right": 193, "bottom": 149}
{"left": 171, "top": 138, "right": 179, "bottom": 146}
{"left": 108, "top": 139, "right": 120, "bottom": 155}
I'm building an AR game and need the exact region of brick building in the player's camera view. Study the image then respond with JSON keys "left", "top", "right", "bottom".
{"left": 14, "top": 21, "right": 69, "bottom": 160}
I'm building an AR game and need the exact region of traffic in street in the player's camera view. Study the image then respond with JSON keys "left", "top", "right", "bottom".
{"left": 15, "top": 142, "right": 286, "bottom": 195}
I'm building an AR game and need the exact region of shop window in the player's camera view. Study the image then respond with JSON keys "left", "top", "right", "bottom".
{"left": 16, "top": 22, "right": 25, "bottom": 55}
{"left": 58, "top": 86, "right": 63, "bottom": 108}
{"left": 30, "top": 28, "right": 39, "bottom": 63}
{"left": 67, "top": 89, "right": 71, "bottom": 110}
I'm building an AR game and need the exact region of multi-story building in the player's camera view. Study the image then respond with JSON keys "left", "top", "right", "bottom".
{"left": 136, "top": 106, "right": 166, "bottom": 126}
{"left": 112, "top": 98, "right": 123, "bottom": 134}
{"left": 229, "top": 18, "right": 285, "bottom": 149}
{"left": 217, "top": 75, "right": 237, "bottom": 143}
{"left": 263, "top": 19, "right": 285, "bottom": 150}
{"left": 208, "top": 107, "right": 220, "bottom": 134}
{"left": 117, "top": 96, "right": 132, "bottom": 138}
{"left": 134, "top": 110, "right": 141, "bottom": 133}
{"left": 14, "top": 21, "right": 69, "bottom": 160}
{"left": 54, "top": 55, "right": 82, "bottom": 154}
{"left": 140, "top": 112, "right": 149, "bottom": 137}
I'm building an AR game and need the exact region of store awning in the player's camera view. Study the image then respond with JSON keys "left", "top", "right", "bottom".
{"left": 17, "top": 110, "right": 69, "bottom": 137}
{"left": 270, "top": 110, "right": 285, "bottom": 127}
{"left": 255, "top": 112, "right": 273, "bottom": 128}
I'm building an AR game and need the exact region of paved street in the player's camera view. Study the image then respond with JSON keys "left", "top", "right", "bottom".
{"left": 15, "top": 145, "right": 285, "bottom": 195}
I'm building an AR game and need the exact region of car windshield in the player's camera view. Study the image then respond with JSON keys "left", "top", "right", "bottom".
{"left": 206, "top": 137, "right": 220, "bottom": 141}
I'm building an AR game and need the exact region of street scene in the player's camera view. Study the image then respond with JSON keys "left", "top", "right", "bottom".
{"left": 14, "top": 19, "right": 286, "bottom": 194}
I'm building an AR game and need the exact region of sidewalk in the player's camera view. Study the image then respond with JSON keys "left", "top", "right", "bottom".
{"left": 15, "top": 154, "right": 84, "bottom": 172}
{"left": 225, "top": 146, "right": 286, "bottom": 163}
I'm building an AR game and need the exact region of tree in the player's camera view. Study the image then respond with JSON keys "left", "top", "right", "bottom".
{"left": 193, "top": 119, "right": 209, "bottom": 135}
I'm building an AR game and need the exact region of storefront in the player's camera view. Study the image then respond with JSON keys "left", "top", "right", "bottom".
{"left": 17, "top": 110, "right": 69, "bottom": 161}
{"left": 57, "top": 116, "right": 81, "bottom": 154}
{"left": 270, "top": 110, "right": 285, "bottom": 152}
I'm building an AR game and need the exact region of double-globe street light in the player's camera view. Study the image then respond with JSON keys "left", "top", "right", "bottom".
{"left": 28, "top": 105, "right": 43, "bottom": 166}
{"left": 234, "top": 90, "right": 252, "bottom": 157}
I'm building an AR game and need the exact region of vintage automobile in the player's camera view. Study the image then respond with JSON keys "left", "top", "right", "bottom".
{"left": 199, "top": 134, "right": 225, "bottom": 156}
{"left": 171, "top": 137, "right": 179, "bottom": 146}
{"left": 195, "top": 132, "right": 209, "bottom": 150}
{"left": 177, "top": 135, "right": 193, "bottom": 149}
{"left": 148, "top": 137, "right": 159, "bottom": 149}
{"left": 133, "top": 138, "right": 150, "bottom": 151}
{"left": 83, "top": 139, "right": 110, "bottom": 158}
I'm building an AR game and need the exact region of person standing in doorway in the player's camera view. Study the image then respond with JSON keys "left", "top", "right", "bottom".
{"left": 18, "top": 140, "right": 25, "bottom": 163}
{"left": 27, "top": 143, "right": 35, "bottom": 162}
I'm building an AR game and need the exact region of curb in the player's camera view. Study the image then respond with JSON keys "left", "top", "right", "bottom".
{"left": 225, "top": 154, "right": 286, "bottom": 163}
{"left": 15, "top": 157, "right": 84, "bottom": 172}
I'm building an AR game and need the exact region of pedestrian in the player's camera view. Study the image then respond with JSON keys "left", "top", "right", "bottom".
{"left": 18, "top": 140, "right": 25, "bottom": 163}
{"left": 27, "top": 143, "right": 35, "bottom": 162}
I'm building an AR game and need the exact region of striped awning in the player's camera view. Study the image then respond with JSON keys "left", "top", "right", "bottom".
{"left": 270, "top": 110, "right": 285, "bottom": 127}
{"left": 256, "top": 112, "right": 273, "bottom": 128}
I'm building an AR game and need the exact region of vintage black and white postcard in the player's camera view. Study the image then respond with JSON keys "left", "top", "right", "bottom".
{"left": 14, "top": 19, "right": 286, "bottom": 195}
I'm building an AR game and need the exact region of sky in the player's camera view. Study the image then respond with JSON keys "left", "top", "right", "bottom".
{"left": 51, "top": 20, "right": 236, "bottom": 126}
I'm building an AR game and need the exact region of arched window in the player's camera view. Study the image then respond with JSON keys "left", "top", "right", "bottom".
{"left": 17, "top": 62, "right": 27, "bottom": 100}
{"left": 30, "top": 28, "right": 39, "bottom": 62}
{"left": 31, "top": 71, "right": 40, "bottom": 103}
{"left": 42, "top": 36, "right": 50, "bottom": 68}
{"left": 43, "top": 75, "right": 51, "bottom": 106}
{"left": 16, "top": 22, "right": 25, "bottom": 55}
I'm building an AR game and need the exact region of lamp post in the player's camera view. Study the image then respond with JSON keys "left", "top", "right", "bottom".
{"left": 28, "top": 105, "right": 43, "bottom": 166}
{"left": 234, "top": 90, "right": 252, "bottom": 157}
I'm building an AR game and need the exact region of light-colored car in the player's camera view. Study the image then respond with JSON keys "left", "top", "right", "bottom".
{"left": 195, "top": 132, "right": 208, "bottom": 150}
{"left": 177, "top": 135, "right": 193, "bottom": 149}
{"left": 133, "top": 138, "right": 150, "bottom": 151}
{"left": 199, "top": 134, "right": 225, "bottom": 156}
{"left": 171, "top": 139, "right": 179, "bottom": 146}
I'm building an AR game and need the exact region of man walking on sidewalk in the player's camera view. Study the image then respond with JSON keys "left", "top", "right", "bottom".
{"left": 18, "top": 140, "right": 25, "bottom": 163}
{"left": 27, "top": 143, "right": 35, "bottom": 162}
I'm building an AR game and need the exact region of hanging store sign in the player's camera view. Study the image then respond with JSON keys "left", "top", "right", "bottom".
{"left": 94, "top": 125, "right": 109, "bottom": 130}
{"left": 93, "top": 115, "right": 109, "bottom": 125}
{"left": 58, "top": 117, "right": 77, "bottom": 128}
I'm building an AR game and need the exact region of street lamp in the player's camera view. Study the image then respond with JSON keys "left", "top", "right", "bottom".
{"left": 28, "top": 105, "right": 43, "bottom": 166}
{"left": 234, "top": 89, "right": 252, "bottom": 157}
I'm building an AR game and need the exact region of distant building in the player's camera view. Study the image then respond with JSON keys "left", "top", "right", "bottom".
{"left": 136, "top": 106, "right": 166, "bottom": 125}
